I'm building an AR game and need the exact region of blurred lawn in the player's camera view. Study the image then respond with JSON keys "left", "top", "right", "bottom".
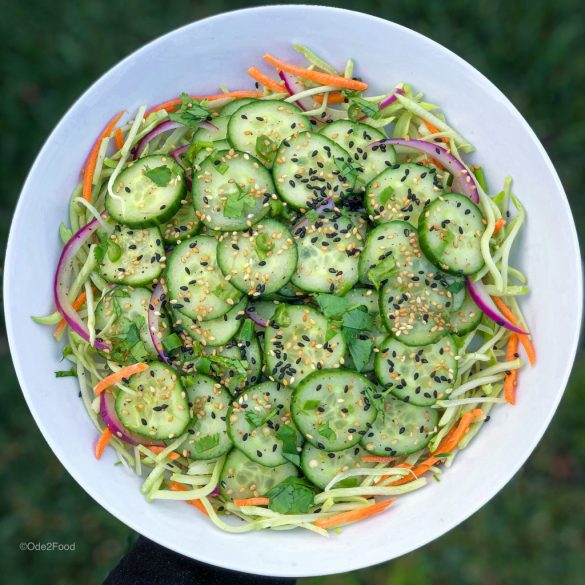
{"left": 1, "top": 1, "right": 584, "bottom": 584}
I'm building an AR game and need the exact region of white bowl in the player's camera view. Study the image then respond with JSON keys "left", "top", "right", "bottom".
{"left": 4, "top": 5, "right": 582, "bottom": 578}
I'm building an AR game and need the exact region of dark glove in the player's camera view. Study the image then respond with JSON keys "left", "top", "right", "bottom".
{"left": 104, "top": 536, "right": 297, "bottom": 585}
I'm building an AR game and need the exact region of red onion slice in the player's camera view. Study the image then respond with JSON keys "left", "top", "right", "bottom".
{"left": 245, "top": 305, "right": 269, "bottom": 328}
{"left": 100, "top": 392, "right": 164, "bottom": 446}
{"left": 53, "top": 219, "right": 110, "bottom": 350}
{"left": 171, "top": 144, "right": 189, "bottom": 169}
{"left": 466, "top": 278, "right": 528, "bottom": 334}
{"left": 278, "top": 70, "right": 311, "bottom": 112}
{"left": 149, "top": 284, "right": 172, "bottom": 364}
{"left": 368, "top": 138, "right": 479, "bottom": 203}
{"left": 134, "top": 120, "right": 218, "bottom": 160}
{"left": 378, "top": 88, "right": 405, "bottom": 110}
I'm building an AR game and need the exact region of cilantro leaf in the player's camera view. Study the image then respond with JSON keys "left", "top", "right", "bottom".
{"left": 315, "top": 294, "right": 348, "bottom": 318}
{"left": 255, "top": 134, "right": 277, "bottom": 160}
{"left": 343, "top": 328, "right": 373, "bottom": 373}
{"left": 169, "top": 93, "right": 211, "bottom": 128}
{"left": 275, "top": 425, "right": 300, "bottom": 466}
{"left": 334, "top": 157, "right": 362, "bottom": 182}
{"left": 317, "top": 422, "right": 336, "bottom": 441}
{"left": 245, "top": 407, "right": 278, "bottom": 429}
{"left": 446, "top": 278, "right": 466, "bottom": 294}
{"left": 223, "top": 186, "right": 256, "bottom": 219}
{"left": 302, "top": 400, "right": 320, "bottom": 411}
{"left": 379, "top": 185, "right": 395, "bottom": 206}
{"left": 266, "top": 477, "right": 315, "bottom": 514}
{"left": 348, "top": 96, "right": 380, "bottom": 120}
{"left": 192, "top": 433, "right": 220, "bottom": 454}
{"left": 161, "top": 333, "right": 183, "bottom": 353}
{"left": 342, "top": 306, "right": 373, "bottom": 330}
{"left": 237, "top": 319, "right": 255, "bottom": 342}
{"left": 368, "top": 256, "right": 397, "bottom": 289}
{"left": 254, "top": 231, "right": 274, "bottom": 261}
{"left": 93, "top": 231, "right": 110, "bottom": 263}
{"left": 144, "top": 165, "right": 172, "bottom": 187}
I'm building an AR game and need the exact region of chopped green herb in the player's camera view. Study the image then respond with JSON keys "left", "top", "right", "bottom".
{"left": 315, "top": 293, "right": 348, "bottom": 318}
{"left": 342, "top": 306, "right": 372, "bottom": 330}
{"left": 255, "top": 134, "right": 277, "bottom": 160}
{"left": 161, "top": 333, "right": 182, "bottom": 353}
{"left": 334, "top": 157, "right": 361, "bottom": 182}
{"left": 275, "top": 424, "right": 299, "bottom": 466}
{"left": 55, "top": 368, "right": 77, "bottom": 378}
{"left": 317, "top": 422, "right": 336, "bottom": 441}
{"left": 265, "top": 477, "right": 315, "bottom": 514}
{"left": 245, "top": 407, "right": 278, "bottom": 429}
{"left": 302, "top": 400, "right": 321, "bottom": 411}
{"left": 368, "top": 256, "right": 397, "bottom": 289}
{"left": 144, "top": 165, "right": 172, "bottom": 187}
{"left": 192, "top": 433, "right": 220, "bottom": 453}
{"left": 237, "top": 319, "right": 255, "bottom": 342}
{"left": 223, "top": 186, "right": 256, "bottom": 219}
{"left": 169, "top": 93, "right": 211, "bottom": 127}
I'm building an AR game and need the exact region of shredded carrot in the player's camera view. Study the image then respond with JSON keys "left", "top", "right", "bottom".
{"left": 146, "top": 446, "right": 181, "bottom": 460}
{"left": 114, "top": 127, "right": 124, "bottom": 150}
{"left": 82, "top": 111, "right": 124, "bottom": 202}
{"left": 314, "top": 497, "right": 396, "bottom": 529}
{"left": 390, "top": 460, "right": 438, "bottom": 486}
{"left": 313, "top": 92, "right": 346, "bottom": 104}
{"left": 147, "top": 90, "right": 262, "bottom": 114}
{"left": 263, "top": 54, "right": 368, "bottom": 92}
{"left": 504, "top": 334, "right": 520, "bottom": 404}
{"left": 246, "top": 66, "right": 285, "bottom": 93}
{"left": 433, "top": 409, "right": 484, "bottom": 455}
{"left": 169, "top": 482, "right": 208, "bottom": 516}
{"left": 93, "top": 362, "right": 148, "bottom": 395}
{"left": 491, "top": 296, "right": 536, "bottom": 365}
{"left": 54, "top": 291, "right": 88, "bottom": 337}
{"left": 95, "top": 427, "right": 113, "bottom": 459}
{"left": 493, "top": 218, "right": 507, "bottom": 235}
{"left": 422, "top": 119, "right": 448, "bottom": 144}
{"left": 233, "top": 497, "right": 270, "bottom": 507}
{"left": 362, "top": 456, "right": 398, "bottom": 463}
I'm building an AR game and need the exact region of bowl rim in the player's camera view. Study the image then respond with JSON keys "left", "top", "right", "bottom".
{"left": 4, "top": 4, "right": 583, "bottom": 577}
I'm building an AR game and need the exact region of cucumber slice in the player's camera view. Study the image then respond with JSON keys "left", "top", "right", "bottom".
{"left": 179, "top": 374, "right": 232, "bottom": 460}
{"left": 365, "top": 163, "right": 443, "bottom": 225}
{"left": 227, "top": 100, "right": 310, "bottom": 165}
{"left": 172, "top": 297, "right": 247, "bottom": 347}
{"left": 98, "top": 224, "right": 164, "bottom": 286}
{"left": 291, "top": 207, "right": 361, "bottom": 294}
{"left": 375, "top": 335, "right": 458, "bottom": 406}
{"left": 378, "top": 229, "right": 463, "bottom": 346}
{"left": 265, "top": 305, "right": 345, "bottom": 387}
{"left": 192, "top": 149, "right": 273, "bottom": 231}
{"left": 227, "top": 381, "right": 302, "bottom": 467}
{"left": 449, "top": 289, "right": 482, "bottom": 335}
{"left": 192, "top": 140, "right": 231, "bottom": 167}
{"left": 115, "top": 362, "right": 190, "bottom": 440}
{"left": 320, "top": 120, "right": 395, "bottom": 191}
{"left": 219, "top": 448, "right": 297, "bottom": 500}
{"left": 220, "top": 98, "right": 257, "bottom": 117}
{"left": 291, "top": 369, "right": 378, "bottom": 452}
{"left": 217, "top": 218, "right": 297, "bottom": 296}
{"left": 342, "top": 288, "right": 386, "bottom": 372}
{"left": 272, "top": 131, "right": 355, "bottom": 209}
{"left": 160, "top": 196, "right": 201, "bottom": 244}
{"left": 358, "top": 220, "right": 416, "bottom": 285}
{"left": 202, "top": 330, "right": 263, "bottom": 396}
{"left": 95, "top": 286, "right": 163, "bottom": 362}
{"left": 419, "top": 193, "right": 486, "bottom": 275}
{"left": 166, "top": 235, "right": 242, "bottom": 322}
{"left": 192, "top": 116, "right": 229, "bottom": 143}
{"left": 361, "top": 396, "right": 439, "bottom": 456}
{"left": 106, "top": 155, "right": 186, "bottom": 227}
{"left": 301, "top": 443, "right": 374, "bottom": 489}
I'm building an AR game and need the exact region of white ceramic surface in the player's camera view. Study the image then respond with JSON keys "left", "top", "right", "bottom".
{"left": 4, "top": 5, "right": 582, "bottom": 578}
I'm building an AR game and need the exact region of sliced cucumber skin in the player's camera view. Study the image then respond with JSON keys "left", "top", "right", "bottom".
{"left": 173, "top": 297, "right": 247, "bottom": 347}
{"left": 106, "top": 155, "right": 186, "bottom": 228}
{"left": 166, "top": 235, "right": 242, "bottom": 322}
{"left": 272, "top": 131, "right": 355, "bottom": 209}
{"left": 219, "top": 448, "right": 298, "bottom": 500}
{"left": 291, "top": 208, "right": 361, "bottom": 295}
{"left": 361, "top": 396, "right": 439, "bottom": 456}
{"left": 94, "top": 286, "right": 161, "bottom": 361}
{"left": 291, "top": 369, "right": 378, "bottom": 452}
{"left": 264, "top": 305, "right": 346, "bottom": 387}
{"left": 418, "top": 193, "right": 486, "bottom": 275}
{"left": 99, "top": 224, "right": 164, "bottom": 286}
{"left": 365, "top": 163, "right": 443, "bottom": 225}
{"left": 192, "top": 140, "right": 231, "bottom": 167}
{"left": 375, "top": 335, "right": 458, "bottom": 406}
{"left": 220, "top": 98, "right": 258, "bottom": 117}
{"left": 160, "top": 197, "right": 201, "bottom": 245}
{"left": 180, "top": 374, "right": 233, "bottom": 460}
{"left": 115, "top": 362, "right": 190, "bottom": 440}
{"left": 449, "top": 289, "right": 483, "bottom": 335}
{"left": 227, "top": 381, "right": 302, "bottom": 467}
{"left": 301, "top": 443, "right": 374, "bottom": 489}
{"left": 320, "top": 120, "right": 394, "bottom": 191}
{"left": 192, "top": 149, "right": 273, "bottom": 232}
{"left": 216, "top": 219, "right": 298, "bottom": 296}
{"left": 358, "top": 220, "right": 416, "bottom": 285}
{"left": 227, "top": 100, "right": 310, "bottom": 164}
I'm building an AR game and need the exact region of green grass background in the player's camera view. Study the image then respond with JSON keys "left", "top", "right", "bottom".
{"left": 1, "top": 1, "right": 584, "bottom": 583}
